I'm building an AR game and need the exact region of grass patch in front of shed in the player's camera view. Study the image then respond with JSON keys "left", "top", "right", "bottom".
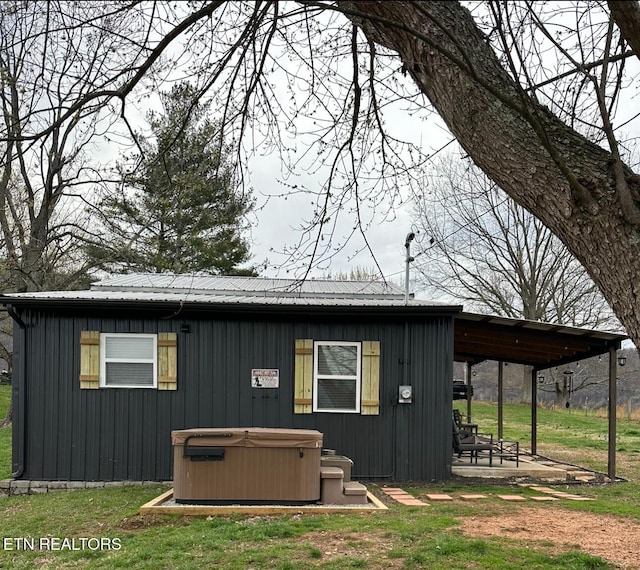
{"left": 0, "top": 489, "right": 615, "bottom": 569}
{"left": 2, "top": 398, "right": 640, "bottom": 569}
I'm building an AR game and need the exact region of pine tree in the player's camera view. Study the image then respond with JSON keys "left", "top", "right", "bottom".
{"left": 89, "top": 83, "right": 255, "bottom": 275}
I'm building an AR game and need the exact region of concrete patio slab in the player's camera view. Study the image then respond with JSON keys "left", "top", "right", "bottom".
{"left": 452, "top": 454, "right": 571, "bottom": 480}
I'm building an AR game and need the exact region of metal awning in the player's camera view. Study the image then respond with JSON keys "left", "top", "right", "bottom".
{"left": 453, "top": 312, "right": 628, "bottom": 481}
{"left": 455, "top": 312, "right": 626, "bottom": 370}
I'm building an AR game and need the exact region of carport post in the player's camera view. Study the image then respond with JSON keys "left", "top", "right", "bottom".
{"left": 531, "top": 368, "right": 537, "bottom": 456}
{"left": 498, "top": 361, "right": 504, "bottom": 441}
{"left": 466, "top": 363, "right": 472, "bottom": 422}
{"left": 608, "top": 346, "right": 617, "bottom": 480}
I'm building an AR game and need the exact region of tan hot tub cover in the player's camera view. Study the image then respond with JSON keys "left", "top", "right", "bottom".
{"left": 172, "top": 427, "right": 323, "bottom": 504}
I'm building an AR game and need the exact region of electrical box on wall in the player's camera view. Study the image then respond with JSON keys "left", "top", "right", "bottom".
{"left": 398, "top": 385, "right": 413, "bottom": 404}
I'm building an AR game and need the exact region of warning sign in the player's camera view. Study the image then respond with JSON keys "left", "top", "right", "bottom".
{"left": 251, "top": 369, "right": 279, "bottom": 388}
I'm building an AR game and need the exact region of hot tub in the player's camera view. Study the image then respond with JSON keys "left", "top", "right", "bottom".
{"left": 171, "top": 427, "right": 323, "bottom": 504}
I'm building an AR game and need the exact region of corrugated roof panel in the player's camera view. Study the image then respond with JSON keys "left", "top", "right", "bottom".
{"left": 457, "top": 312, "right": 627, "bottom": 342}
{"left": 91, "top": 273, "right": 405, "bottom": 299}
{"left": 2, "top": 289, "right": 451, "bottom": 308}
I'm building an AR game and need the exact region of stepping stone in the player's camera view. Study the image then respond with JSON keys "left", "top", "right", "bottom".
{"left": 425, "top": 493, "right": 454, "bottom": 501}
{"left": 564, "top": 496, "right": 595, "bottom": 501}
{"left": 533, "top": 490, "right": 595, "bottom": 501}
{"left": 567, "top": 471, "right": 594, "bottom": 478}
{"left": 397, "top": 498, "right": 429, "bottom": 506}
{"left": 497, "top": 495, "right": 527, "bottom": 502}
{"left": 459, "top": 494, "right": 488, "bottom": 500}
{"left": 575, "top": 476, "right": 596, "bottom": 483}
{"left": 380, "top": 488, "right": 428, "bottom": 506}
{"left": 530, "top": 496, "right": 559, "bottom": 502}
{"left": 382, "top": 488, "right": 410, "bottom": 495}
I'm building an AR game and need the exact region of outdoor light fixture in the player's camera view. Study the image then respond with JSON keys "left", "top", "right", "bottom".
{"left": 404, "top": 231, "right": 416, "bottom": 305}
{"left": 404, "top": 232, "right": 416, "bottom": 249}
{"left": 618, "top": 354, "right": 627, "bottom": 367}
{"left": 538, "top": 374, "right": 544, "bottom": 384}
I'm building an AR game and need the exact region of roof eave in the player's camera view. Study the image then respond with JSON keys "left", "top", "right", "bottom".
{"left": 2, "top": 296, "right": 463, "bottom": 318}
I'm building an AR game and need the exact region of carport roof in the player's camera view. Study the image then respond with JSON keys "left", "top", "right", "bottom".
{"left": 455, "top": 312, "right": 628, "bottom": 370}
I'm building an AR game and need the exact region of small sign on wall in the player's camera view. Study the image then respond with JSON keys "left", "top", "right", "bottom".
{"left": 251, "top": 368, "right": 279, "bottom": 388}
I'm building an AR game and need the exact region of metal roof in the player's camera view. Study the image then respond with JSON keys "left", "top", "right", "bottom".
{"left": 1, "top": 273, "right": 627, "bottom": 369}
{"left": 455, "top": 312, "right": 627, "bottom": 370}
{"left": 1, "top": 288, "right": 448, "bottom": 309}
{"left": 91, "top": 273, "right": 407, "bottom": 299}
{"left": 0, "top": 275, "right": 458, "bottom": 316}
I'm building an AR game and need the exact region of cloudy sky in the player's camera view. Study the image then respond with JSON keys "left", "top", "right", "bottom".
{"left": 241, "top": 105, "right": 456, "bottom": 286}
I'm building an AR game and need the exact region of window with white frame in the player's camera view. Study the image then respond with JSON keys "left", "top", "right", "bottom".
{"left": 100, "top": 333, "right": 157, "bottom": 388}
{"left": 313, "top": 341, "right": 361, "bottom": 412}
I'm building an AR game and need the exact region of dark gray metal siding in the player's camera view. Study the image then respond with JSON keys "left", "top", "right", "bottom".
{"left": 13, "top": 307, "right": 453, "bottom": 482}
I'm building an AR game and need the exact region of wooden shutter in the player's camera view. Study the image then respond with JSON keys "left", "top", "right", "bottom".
{"left": 294, "top": 339, "right": 313, "bottom": 413}
{"left": 361, "top": 340, "right": 380, "bottom": 415}
{"left": 79, "top": 331, "right": 100, "bottom": 389}
{"left": 157, "top": 332, "right": 178, "bottom": 390}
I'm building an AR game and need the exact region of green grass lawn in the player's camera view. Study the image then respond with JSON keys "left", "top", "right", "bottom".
{"left": 462, "top": 401, "right": 640, "bottom": 481}
{"left": 0, "top": 384, "right": 11, "bottom": 479}
{"left": 1, "top": 385, "right": 639, "bottom": 569}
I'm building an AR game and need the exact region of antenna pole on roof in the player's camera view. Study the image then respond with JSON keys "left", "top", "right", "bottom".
{"left": 404, "top": 232, "right": 415, "bottom": 305}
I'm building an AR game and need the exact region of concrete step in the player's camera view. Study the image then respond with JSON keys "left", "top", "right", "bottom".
{"left": 342, "top": 481, "right": 368, "bottom": 504}
{"left": 321, "top": 455, "right": 353, "bottom": 482}
{"left": 343, "top": 481, "right": 367, "bottom": 496}
{"left": 320, "top": 467, "right": 368, "bottom": 505}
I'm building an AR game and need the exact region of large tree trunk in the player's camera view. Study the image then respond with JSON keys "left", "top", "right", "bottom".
{"left": 342, "top": 1, "right": 640, "bottom": 345}
{"left": 609, "top": 1, "right": 640, "bottom": 63}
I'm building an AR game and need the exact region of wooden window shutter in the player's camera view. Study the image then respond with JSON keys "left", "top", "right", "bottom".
{"left": 361, "top": 340, "right": 380, "bottom": 415}
{"left": 157, "top": 332, "right": 178, "bottom": 390}
{"left": 79, "top": 331, "right": 100, "bottom": 389}
{"left": 294, "top": 339, "right": 313, "bottom": 413}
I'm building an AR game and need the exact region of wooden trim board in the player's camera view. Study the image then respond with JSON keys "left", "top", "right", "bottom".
{"left": 140, "top": 489, "right": 388, "bottom": 516}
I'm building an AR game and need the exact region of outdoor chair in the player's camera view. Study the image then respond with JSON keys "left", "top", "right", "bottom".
{"left": 453, "top": 408, "right": 478, "bottom": 435}
{"left": 452, "top": 417, "right": 494, "bottom": 465}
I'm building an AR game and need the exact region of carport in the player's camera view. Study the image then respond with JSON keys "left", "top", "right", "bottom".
{"left": 454, "top": 312, "right": 628, "bottom": 480}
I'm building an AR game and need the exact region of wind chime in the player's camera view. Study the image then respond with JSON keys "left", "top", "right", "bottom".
{"left": 537, "top": 368, "right": 575, "bottom": 408}
{"left": 562, "top": 369, "right": 574, "bottom": 408}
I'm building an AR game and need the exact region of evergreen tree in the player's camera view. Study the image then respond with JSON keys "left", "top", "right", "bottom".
{"left": 90, "top": 83, "right": 255, "bottom": 275}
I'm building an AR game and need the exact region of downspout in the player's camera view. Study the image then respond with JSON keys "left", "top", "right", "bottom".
{"left": 7, "top": 304, "right": 26, "bottom": 479}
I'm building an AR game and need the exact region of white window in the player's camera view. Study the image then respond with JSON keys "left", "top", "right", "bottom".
{"left": 313, "top": 341, "right": 361, "bottom": 413}
{"left": 100, "top": 334, "right": 157, "bottom": 388}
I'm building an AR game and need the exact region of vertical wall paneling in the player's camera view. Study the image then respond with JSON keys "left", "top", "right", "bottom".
{"left": 16, "top": 308, "right": 455, "bottom": 482}
{"left": 11, "top": 319, "right": 23, "bottom": 476}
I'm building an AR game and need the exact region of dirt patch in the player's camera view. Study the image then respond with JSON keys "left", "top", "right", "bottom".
{"left": 298, "top": 530, "right": 401, "bottom": 567}
{"left": 459, "top": 506, "right": 640, "bottom": 569}
{"left": 118, "top": 513, "right": 190, "bottom": 531}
